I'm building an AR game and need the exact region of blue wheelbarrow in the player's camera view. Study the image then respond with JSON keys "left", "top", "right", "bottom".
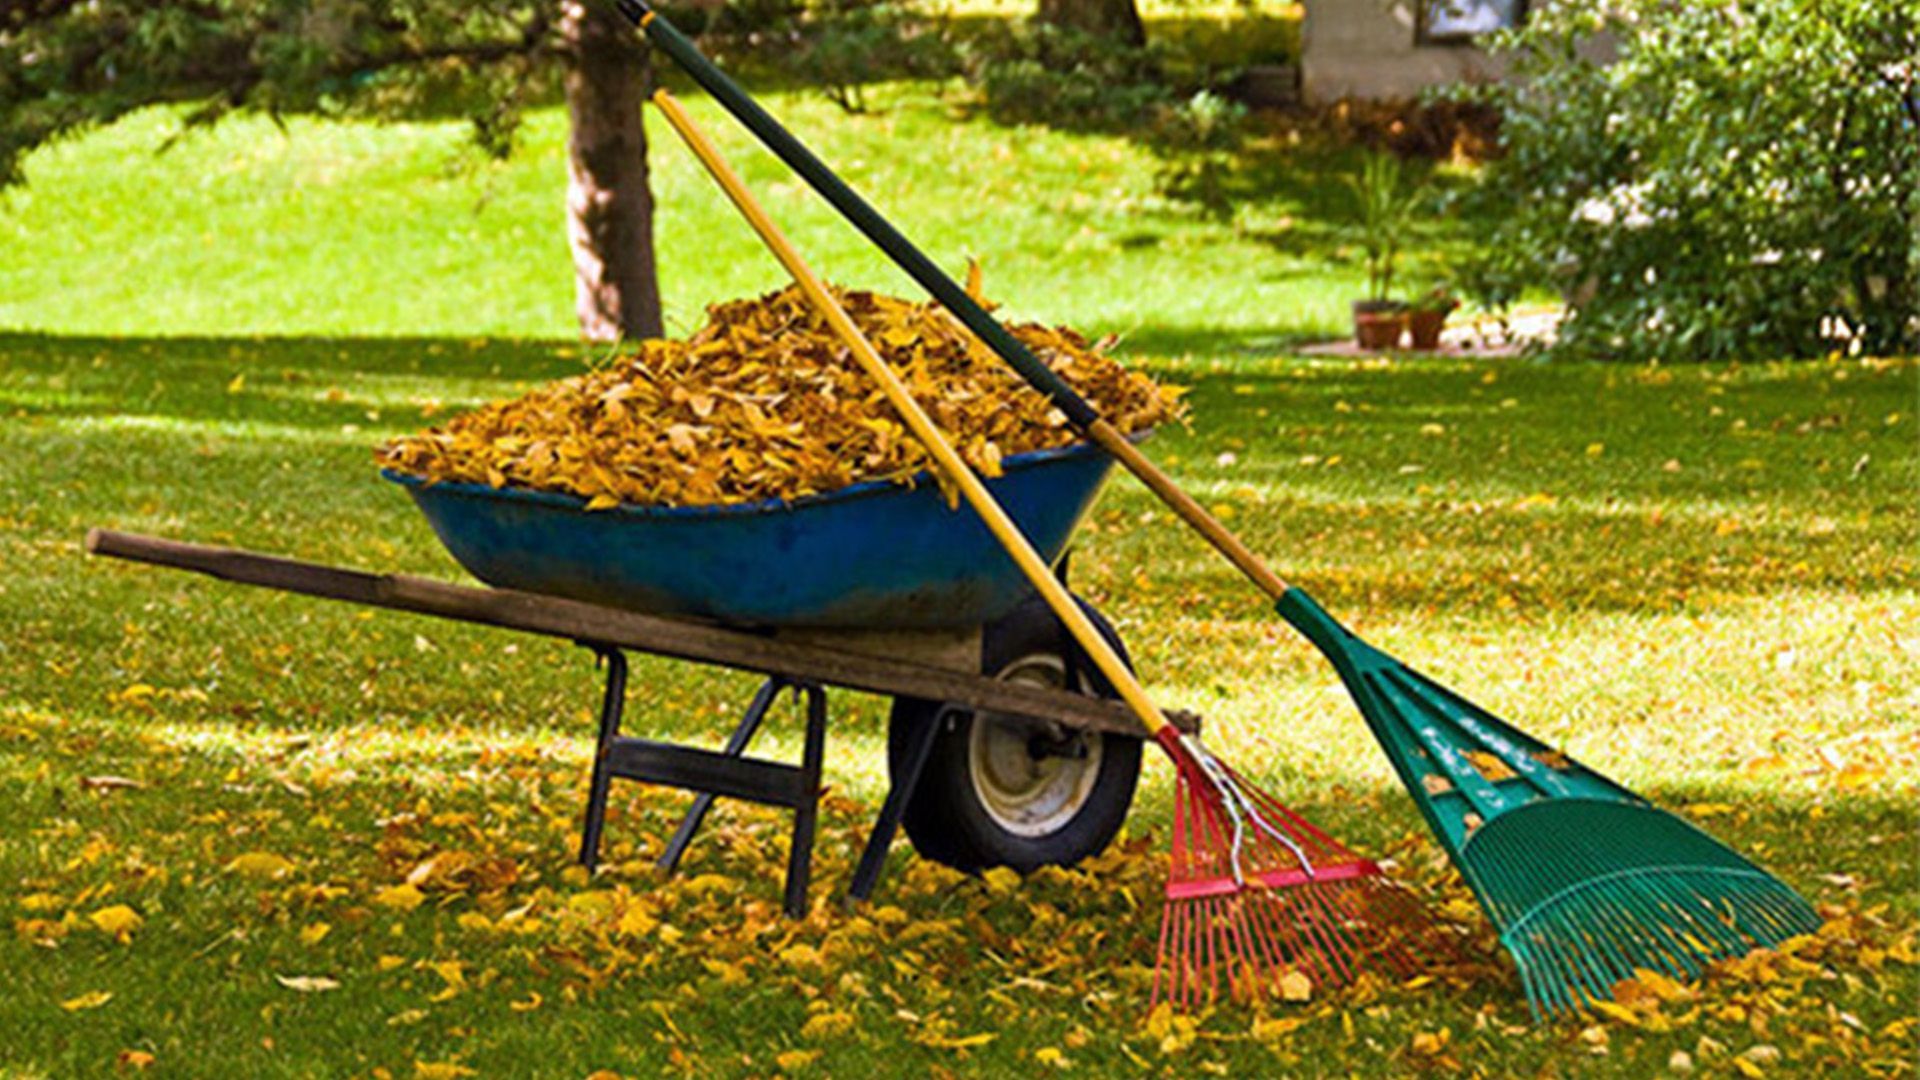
{"left": 384, "top": 441, "right": 1119, "bottom": 630}
{"left": 379, "top": 440, "right": 1153, "bottom": 898}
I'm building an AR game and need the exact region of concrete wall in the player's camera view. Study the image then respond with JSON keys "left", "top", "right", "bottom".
{"left": 1301, "top": 0, "right": 1512, "bottom": 103}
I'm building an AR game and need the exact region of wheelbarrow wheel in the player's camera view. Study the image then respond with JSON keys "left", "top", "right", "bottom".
{"left": 887, "top": 594, "right": 1142, "bottom": 875}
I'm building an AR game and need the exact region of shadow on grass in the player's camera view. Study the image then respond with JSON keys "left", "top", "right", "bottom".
{"left": 7, "top": 333, "right": 1914, "bottom": 619}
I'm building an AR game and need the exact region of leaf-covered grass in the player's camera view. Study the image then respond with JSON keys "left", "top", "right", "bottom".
{"left": 1, "top": 84, "right": 1916, "bottom": 1078}
{"left": 1, "top": 332, "right": 1914, "bottom": 1077}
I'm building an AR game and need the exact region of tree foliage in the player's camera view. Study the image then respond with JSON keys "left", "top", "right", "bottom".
{"left": 1463, "top": 0, "right": 1919, "bottom": 361}
{"left": 0, "top": 3, "right": 564, "bottom": 189}
{"left": 2, "top": 1, "right": 673, "bottom": 341}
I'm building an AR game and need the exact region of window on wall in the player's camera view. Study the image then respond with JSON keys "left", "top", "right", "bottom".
{"left": 1417, "top": 0, "right": 1527, "bottom": 44}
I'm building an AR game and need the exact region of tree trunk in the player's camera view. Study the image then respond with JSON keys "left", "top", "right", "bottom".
{"left": 1035, "top": 0, "right": 1145, "bottom": 46}
{"left": 560, "top": 0, "right": 664, "bottom": 342}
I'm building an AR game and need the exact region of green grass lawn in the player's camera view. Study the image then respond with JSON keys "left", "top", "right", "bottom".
{"left": 0, "top": 85, "right": 1466, "bottom": 355}
{"left": 2, "top": 87, "right": 1916, "bottom": 1078}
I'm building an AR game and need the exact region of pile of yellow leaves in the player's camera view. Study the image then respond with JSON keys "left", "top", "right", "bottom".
{"left": 378, "top": 284, "right": 1183, "bottom": 508}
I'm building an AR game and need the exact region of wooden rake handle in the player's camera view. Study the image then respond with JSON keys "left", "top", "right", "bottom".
{"left": 1078, "top": 423, "right": 1291, "bottom": 601}
{"left": 649, "top": 89, "right": 1176, "bottom": 742}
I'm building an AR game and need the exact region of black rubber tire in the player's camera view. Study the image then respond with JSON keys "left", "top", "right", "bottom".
{"left": 886, "top": 595, "right": 1143, "bottom": 874}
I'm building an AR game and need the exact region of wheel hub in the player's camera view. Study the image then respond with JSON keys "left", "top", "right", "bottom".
{"left": 967, "top": 655, "right": 1103, "bottom": 837}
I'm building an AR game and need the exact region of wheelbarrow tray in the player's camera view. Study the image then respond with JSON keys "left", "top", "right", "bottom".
{"left": 382, "top": 441, "right": 1118, "bottom": 629}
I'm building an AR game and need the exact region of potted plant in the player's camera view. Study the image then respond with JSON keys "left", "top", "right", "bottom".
{"left": 1346, "top": 152, "right": 1419, "bottom": 351}
{"left": 1407, "top": 286, "right": 1460, "bottom": 350}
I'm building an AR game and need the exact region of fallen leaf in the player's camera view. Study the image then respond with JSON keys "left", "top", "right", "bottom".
{"left": 227, "top": 852, "right": 295, "bottom": 880}
{"left": 80, "top": 776, "right": 144, "bottom": 791}
{"left": 981, "top": 867, "right": 1020, "bottom": 895}
{"left": 1034, "top": 1046, "right": 1071, "bottom": 1069}
{"left": 775, "top": 1049, "right": 820, "bottom": 1071}
{"left": 372, "top": 884, "right": 425, "bottom": 912}
{"left": 88, "top": 905, "right": 143, "bottom": 939}
{"left": 274, "top": 975, "right": 340, "bottom": 993}
{"left": 799, "top": 1011, "right": 855, "bottom": 1040}
{"left": 61, "top": 991, "right": 113, "bottom": 1011}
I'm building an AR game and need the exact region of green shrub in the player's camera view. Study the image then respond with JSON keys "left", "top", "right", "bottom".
{"left": 1462, "top": 0, "right": 1918, "bottom": 361}
{"left": 1150, "top": 91, "right": 1249, "bottom": 221}
{"left": 962, "top": 23, "right": 1176, "bottom": 132}
{"left": 777, "top": 0, "right": 958, "bottom": 115}
{"left": 660, "top": 0, "right": 955, "bottom": 114}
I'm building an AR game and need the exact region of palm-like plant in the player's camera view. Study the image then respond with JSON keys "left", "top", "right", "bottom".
{"left": 1347, "top": 153, "right": 1422, "bottom": 304}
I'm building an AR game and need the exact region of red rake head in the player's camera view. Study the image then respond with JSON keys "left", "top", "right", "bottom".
{"left": 1150, "top": 729, "right": 1432, "bottom": 1012}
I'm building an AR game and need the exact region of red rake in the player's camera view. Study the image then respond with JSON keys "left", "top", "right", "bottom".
{"left": 1151, "top": 728, "right": 1431, "bottom": 1010}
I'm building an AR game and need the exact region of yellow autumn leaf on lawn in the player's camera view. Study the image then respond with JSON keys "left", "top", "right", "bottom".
{"left": 88, "top": 905, "right": 142, "bottom": 939}
{"left": 60, "top": 990, "right": 113, "bottom": 1011}
{"left": 775, "top": 1048, "right": 820, "bottom": 1071}
{"left": 227, "top": 851, "right": 295, "bottom": 879}
{"left": 116, "top": 1049, "right": 156, "bottom": 1070}
{"left": 424, "top": 959, "right": 466, "bottom": 1002}
{"left": 780, "top": 944, "right": 824, "bottom": 969}
{"left": 1252, "top": 1016, "right": 1306, "bottom": 1041}
{"left": 1590, "top": 1000, "right": 1641, "bottom": 1027}
{"left": 412, "top": 1062, "right": 476, "bottom": 1080}
{"left": 455, "top": 912, "right": 493, "bottom": 933}
{"left": 614, "top": 904, "right": 657, "bottom": 938}
{"left": 1034, "top": 1046, "right": 1071, "bottom": 1069}
{"left": 567, "top": 891, "right": 615, "bottom": 918}
{"left": 509, "top": 991, "right": 543, "bottom": 1013}
{"left": 372, "top": 883, "right": 425, "bottom": 912}
{"left": 1279, "top": 969, "right": 1313, "bottom": 1003}
{"left": 299, "top": 922, "right": 331, "bottom": 945}
{"left": 702, "top": 958, "right": 748, "bottom": 986}
{"left": 1411, "top": 1029, "right": 1450, "bottom": 1056}
{"left": 799, "top": 1011, "right": 854, "bottom": 1040}
{"left": 1626, "top": 967, "right": 1695, "bottom": 1004}
{"left": 920, "top": 1032, "right": 996, "bottom": 1050}
{"left": 981, "top": 866, "right": 1020, "bottom": 895}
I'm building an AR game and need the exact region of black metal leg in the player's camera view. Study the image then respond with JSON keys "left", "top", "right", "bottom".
{"left": 784, "top": 683, "right": 828, "bottom": 919}
{"left": 847, "top": 705, "right": 953, "bottom": 904}
{"left": 657, "top": 676, "right": 786, "bottom": 874}
{"left": 578, "top": 646, "right": 629, "bottom": 871}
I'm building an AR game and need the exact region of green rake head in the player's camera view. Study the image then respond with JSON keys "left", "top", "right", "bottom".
{"left": 1465, "top": 798, "right": 1821, "bottom": 1015}
{"left": 1274, "top": 587, "right": 1821, "bottom": 1019}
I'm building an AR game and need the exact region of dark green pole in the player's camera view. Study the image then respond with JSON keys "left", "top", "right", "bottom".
{"left": 611, "top": 0, "right": 1103, "bottom": 431}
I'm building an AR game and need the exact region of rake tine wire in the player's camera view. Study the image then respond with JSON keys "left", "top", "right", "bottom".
{"left": 1150, "top": 731, "right": 1437, "bottom": 1012}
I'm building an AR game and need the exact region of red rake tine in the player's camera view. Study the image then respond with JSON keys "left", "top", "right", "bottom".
{"left": 1150, "top": 730, "right": 1431, "bottom": 1012}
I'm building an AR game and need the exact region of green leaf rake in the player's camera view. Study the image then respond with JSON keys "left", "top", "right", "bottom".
{"left": 610, "top": 0, "right": 1821, "bottom": 1018}
{"left": 1277, "top": 590, "right": 1819, "bottom": 1015}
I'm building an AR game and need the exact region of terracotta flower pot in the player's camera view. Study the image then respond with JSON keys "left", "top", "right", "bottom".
{"left": 1352, "top": 301, "right": 1406, "bottom": 351}
{"left": 1407, "top": 308, "right": 1449, "bottom": 350}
